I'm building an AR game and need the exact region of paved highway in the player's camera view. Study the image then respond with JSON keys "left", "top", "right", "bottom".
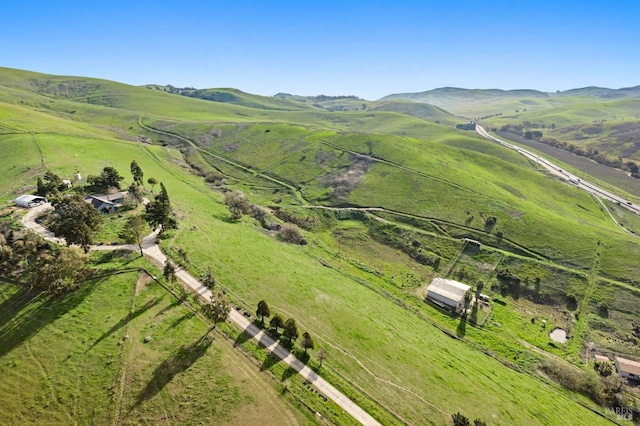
{"left": 476, "top": 124, "right": 640, "bottom": 216}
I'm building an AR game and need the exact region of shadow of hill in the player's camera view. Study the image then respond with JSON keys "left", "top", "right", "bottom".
{"left": 134, "top": 333, "right": 213, "bottom": 407}
{"left": 0, "top": 277, "right": 101, "bottom": 358}
{"left": 85, "top": 296, "right": 164, "bottom": 352}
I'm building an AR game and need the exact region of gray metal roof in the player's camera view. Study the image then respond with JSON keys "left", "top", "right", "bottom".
{"left": 427, "top": 277, "right": 470, "bottom": 303}
{"left": 14, "top": 194, "right": 47, "bottom": 207}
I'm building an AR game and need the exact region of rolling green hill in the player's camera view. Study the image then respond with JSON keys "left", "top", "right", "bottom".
{"left": 380, "top": 86, "right": 640, "bottom": 118}
{"left": 1, "top": 67, "right": 639, "bottom": 425}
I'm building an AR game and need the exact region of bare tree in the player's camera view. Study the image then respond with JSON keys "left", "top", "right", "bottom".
{"left": 317, "top": 348, "right": 327, "bottom": 368}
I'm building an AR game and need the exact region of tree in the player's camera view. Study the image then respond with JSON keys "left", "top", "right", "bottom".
{"left": 452, "top": 412, "right": 470, "bottom": 426}
{"left": 144, "top": 183, "right": 177, "bottom": 233}
{"left": 163, "top": 261, "right": 175, "bottom": 282}
{"left": 128, "top": 182, "right": 144, "bottom": 206}
{"left": 147, "top": 177, "right": 158, "bottom": 193}
{"left": 50, "top": 194, "right": 102, "bottom": 252}
{"left": 317, "top": 348, "right": 327, "bottom": 368}
{"left": 203, "top": 290, "right": 231, "bottom": 328}
{"left": 130, "top": 160, "right": 144, "bottom": 186}
{"left": 256, "top": 300, "right": 270, "bottom": 326}
{"left": 101, "top": 166, "right": 124, "bottom": 190}
{"left": 34, "top": 247, "right": 91, "bottom": 296}
{"left": 224, "top": 190, "right": 249, "bottom": 221}
{"left": 199, "top": 267, "right": 216, "bottom": 288}
{"left": 270, "top": 313, "right": 284, "bottom": 333}
{"left": 473, "top": 420, "right": 487, "bottom": 426}
{"left": 87, "top": 166, "right": 124, "bottom": 192}
{"left": 36, "top": 171, "right": 64, "bottom": 197}
{"left": 283, "top": 318, "right": 299, "bottom": 344}
{"left": 302, "top": 332, "right": 315, "bottom": 354}
{"left": 36, "top": 177, "right": 47, "bottom": 197}
{"left": 119, "top": 215, "right": 147, "bottom": 255}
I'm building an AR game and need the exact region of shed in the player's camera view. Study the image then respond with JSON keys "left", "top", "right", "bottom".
{"left": 426, "top": 277, "right": 471, "bottom": 313}
{"left": 14, "top": 195, "right": 48, "bottom": 208}
{"left": 614, "top": 356, "right": 640, "bottom": 381}
{"left": 594, "top": 355, "right": 610, "bottom": 363}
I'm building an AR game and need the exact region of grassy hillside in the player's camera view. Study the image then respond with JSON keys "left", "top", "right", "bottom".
{"left": 2, "top": 67, "right": 640, "bottom": 424}
{"left": 0, "top": 261, "right": 309, "bottom": 425}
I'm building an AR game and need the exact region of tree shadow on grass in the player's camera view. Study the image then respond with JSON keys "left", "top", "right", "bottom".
{"left": 233, "top": 329, "right": 252, "bottom": 348}
{"left": 469, "top": 302, "right": 479, "bottom": 325}
{"left": 154, "top": 298, "right": 180, "bottom": 318}
{"left": 456, "top": 312, "right": 467, "bottom": 337}
{"left": 134, "top": 333, "right": 213, "bottom": 408}
{"left": 261, "top": 351, "right": 281, "bottom": 372}
{"left": 167, "top": 311, "right": 195, "bottom": 330}
{"left": 0, "top": 277, "right": 101, "bottom": 358}
{"left": 282, "top": 366, "right": 297, "bottom": 382}
{"left": 91, "top": 250, "right": 137, "bottom": 266}
{"left": 85, "top": 296, "right": 164, "bottom": 352}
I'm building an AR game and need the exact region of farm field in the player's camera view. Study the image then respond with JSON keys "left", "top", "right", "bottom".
{"left": 2, "top": 67, "right": 640, "bottom": 424}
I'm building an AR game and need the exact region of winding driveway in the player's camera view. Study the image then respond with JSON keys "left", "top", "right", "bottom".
{"left": 22, "top": 204, "right": 382, "bottom": 426}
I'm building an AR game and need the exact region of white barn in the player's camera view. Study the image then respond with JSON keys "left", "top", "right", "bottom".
{"left": 426, "top": 277, "right": 471, "bottom": 313}
{"left": 14, "top": 195, "right": 48, "bottom": 208}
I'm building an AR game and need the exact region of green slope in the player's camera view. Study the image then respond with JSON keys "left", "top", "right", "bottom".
{"left": 2, "top": 67, "right": 638, "bottom": 425}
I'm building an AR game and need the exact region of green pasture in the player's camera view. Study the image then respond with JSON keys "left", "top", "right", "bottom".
{"left": 0, "top": 259, "right": 307, "bottom": 425}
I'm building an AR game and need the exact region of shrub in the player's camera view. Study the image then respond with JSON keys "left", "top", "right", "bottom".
{"left": 594, "top": 361, "right": 613, "bottom": 377}
{"left": 279, "top": 224, "right": 307, "bottom": 245}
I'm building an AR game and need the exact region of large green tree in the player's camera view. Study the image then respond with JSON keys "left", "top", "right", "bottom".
{"left": 283, "top": 318, "right": 299, "bottom": 344}
{"left": 87, "top": 166, "right": 124, "bottom": 192}
{"left": 270, "top": 314, "right": 284, "bottom": 333}
{"left": 50, "top": 194, "right": 102, "bottom": 252}
{"left": 256, "top": 300, "right": 270, "bottom": 326}
{"left": 130, "top": 160, "right": 144, "bottom": 186}
{"left": 144, "top": 183, "right": 177, "bottom": 233}
{"left": 33, "top": 247, "right": 91, "bottom": 295}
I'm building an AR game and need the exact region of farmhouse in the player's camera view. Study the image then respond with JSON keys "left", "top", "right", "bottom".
{"left": 85, "top": 191, "right": 127, "bottom": 213}
{"left": 14, "top": 194, "right": 47, "bottom": 208}
{"left": 614, "top": 356, "right": 640, "bottom": 381}
{"left": 426, "top": 277, "right": 471, "bottom": 313}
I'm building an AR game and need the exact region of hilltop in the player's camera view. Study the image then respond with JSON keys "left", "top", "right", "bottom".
{"left": 380, "top": 85, "right": 640, "bottom": 117}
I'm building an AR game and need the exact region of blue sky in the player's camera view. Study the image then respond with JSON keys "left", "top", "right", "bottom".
{"left": 1, "top": 1, "right": 638, "bottom": 100}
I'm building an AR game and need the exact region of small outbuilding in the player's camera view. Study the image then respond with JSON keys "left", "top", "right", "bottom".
{"left": 594, "top": 354, "right": 610, "bottom": 363}
{"left": 614, "top": 356, "right": 640, "bottom": 381}
{"left": 426, "top": 277, "right": 471, "bottom": 313}
{"left": 14, "top": 194, "right": 48, "bottom": 208}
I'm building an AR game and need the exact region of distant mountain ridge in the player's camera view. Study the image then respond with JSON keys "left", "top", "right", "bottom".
{"left": 380, "top": 85, "right": 640, "bottom": 103}
{"left": 378, "top": 85, "right": 640, "bottom": 118}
